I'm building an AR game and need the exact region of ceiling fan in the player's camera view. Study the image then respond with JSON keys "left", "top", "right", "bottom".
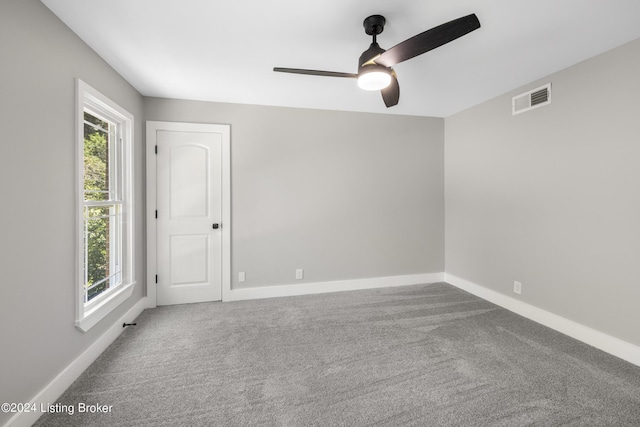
{"left": 274, "top": 13, "right": 481, "bottom": 108}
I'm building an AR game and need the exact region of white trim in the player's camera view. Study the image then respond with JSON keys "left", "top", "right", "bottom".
{"left": 445, "top": 273, "right": 640, "bottom": 368}
{"left": 76, "top": 79, "right": 135, "bottom": 331}
{"left": 221, "top": 132, "right": 232, "bottom": 302}
{"left": 225, "top": 273, "right": 445, "bottom": 302}
{"left": 75, "top": 282, "right": 135, "bottom": 332}
{"left": 145, "top": 122, "right": 158, "bottom": 308}
{"left": 146, "top": 121, "right": 231, "bottom": 308}
{"left": 5, "top": 297, "right": 147, "bottom": 427}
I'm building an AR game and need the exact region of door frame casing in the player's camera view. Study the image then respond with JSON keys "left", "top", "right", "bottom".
{"left": 146, "top": 121, "right": 231, "bottom": 308}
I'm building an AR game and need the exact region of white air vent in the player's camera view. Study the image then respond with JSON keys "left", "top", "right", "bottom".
{"left": 512, "top": 83, "right": 551, "bottom": 115}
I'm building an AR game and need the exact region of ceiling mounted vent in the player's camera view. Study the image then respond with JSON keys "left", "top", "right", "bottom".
{"left": 512, "top": 83, "right": 551, "bottom": 115}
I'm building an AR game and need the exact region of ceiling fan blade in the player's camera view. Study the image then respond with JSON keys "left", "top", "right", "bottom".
{"left": 375, "top": 14, "right": 480, "bottom": 67}
{"left": 273, "top": 67, "right": 358, "bottom": 78}
{"left": 381, "top": 72, "right": 399, "bottom": 108}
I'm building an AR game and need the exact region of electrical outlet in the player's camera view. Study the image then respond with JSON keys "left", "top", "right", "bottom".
{"left": 239, "top": 272, "right": 246, "bottom": 283}
{"left": 296, "top": 269, "right": 304, "bottom": 280}
{"left": 514, "top": 281, "right": 522, "bottom": 295}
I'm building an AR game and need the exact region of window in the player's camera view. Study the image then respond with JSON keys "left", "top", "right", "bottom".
{"left": 76, "top": 80, "right": 134, "bottom": 331}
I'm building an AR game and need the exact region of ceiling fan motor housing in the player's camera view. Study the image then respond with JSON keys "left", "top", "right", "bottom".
{"left": 358, "top": 42, "right": 385, "bottom": 69}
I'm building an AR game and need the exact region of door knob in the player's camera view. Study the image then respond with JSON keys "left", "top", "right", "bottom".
{"left": 212, "top": 223, "right": 220, "bottom": 229}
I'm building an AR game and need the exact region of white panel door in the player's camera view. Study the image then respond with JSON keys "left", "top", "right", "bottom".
{"left": 157, "top": 130, "right": 222, "bottom": 305}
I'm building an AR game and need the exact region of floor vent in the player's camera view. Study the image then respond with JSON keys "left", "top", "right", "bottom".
{"left": 512, "top": 83, "right": 551, "bottom": 115}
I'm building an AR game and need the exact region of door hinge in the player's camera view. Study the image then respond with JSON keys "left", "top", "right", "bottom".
{"left": 155, "top": 275, "right": 158, "bottom": 283}
{"left": 155, "top": 210, "right": 158, "bottom": 219}
{"left": 155, "top": 145, "right": 158, "bottom": 154}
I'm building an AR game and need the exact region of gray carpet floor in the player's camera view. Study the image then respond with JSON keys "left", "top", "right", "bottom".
{"left": 35, "top": 282, "right": 640, "bottom": 426}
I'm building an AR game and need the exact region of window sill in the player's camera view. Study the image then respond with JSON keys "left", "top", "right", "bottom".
{"left": 75, "top": 281, "right": 136, "bottom": 332}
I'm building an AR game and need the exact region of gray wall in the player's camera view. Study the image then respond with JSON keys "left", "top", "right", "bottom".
{"left": 145, "top": 99, "right": 445, "bottom": 289}
{"left": 0, "top": 0, "right": 145, "bottom": 422}
{"left": 445, "top": 38, "right": 640, "bottom": 346}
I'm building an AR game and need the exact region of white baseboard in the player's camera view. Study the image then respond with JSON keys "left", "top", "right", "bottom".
{"left": 224, "top": 272, "right": 445, "bottom": 302}
{"left": 445, "top": 273, "right": 640, "bottom": 368}
{"left": 5, "top": 297, "right": 147, "bottom": 427}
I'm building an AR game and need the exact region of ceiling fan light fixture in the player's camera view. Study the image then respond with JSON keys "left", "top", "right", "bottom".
{"left": 357, "top": 65, "right": 391, "bottom": 91}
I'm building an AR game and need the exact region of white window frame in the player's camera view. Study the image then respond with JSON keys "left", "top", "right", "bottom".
{"left": 76, "top": 79, "right": 135, "bottom": 332}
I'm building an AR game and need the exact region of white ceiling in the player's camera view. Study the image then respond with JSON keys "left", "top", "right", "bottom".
{"left": 41, "top": 0, "right": 640, "bottom": 117}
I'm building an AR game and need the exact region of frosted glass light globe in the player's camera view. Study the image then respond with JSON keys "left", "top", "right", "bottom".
{"left": 357, "top": 69, "right": 391, "bottom": 90}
